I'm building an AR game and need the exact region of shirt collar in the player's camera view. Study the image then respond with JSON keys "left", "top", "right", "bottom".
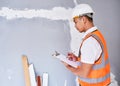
{"left": 82, "top": 26, "right": 98, "bottom": 39}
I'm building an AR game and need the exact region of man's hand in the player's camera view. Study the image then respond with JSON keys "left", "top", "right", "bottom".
{"left": 67, "top": 52, "right": 78, "bottom": 61}
{"left": 62, "top": 61, "right": 71, "bottom": 67}
{"left": 62, "top": 61, "right": 75, "bottom": 72}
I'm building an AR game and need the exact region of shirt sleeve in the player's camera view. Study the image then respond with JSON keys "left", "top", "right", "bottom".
{"left": 81, "top": 37, "right": 102, "bottom": 64}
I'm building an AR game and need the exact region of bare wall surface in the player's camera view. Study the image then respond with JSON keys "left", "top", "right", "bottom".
{"left": 0, "top": 0, "right": 120, "bottom": 86}
{"left": 0, "top": 0, "right": 76, "bottom": 86}
{"left": 0, "top": 18, "right": 75, "bottom": 86}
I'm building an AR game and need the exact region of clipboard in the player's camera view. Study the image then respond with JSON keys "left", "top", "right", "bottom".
{"left": 52, "top": 51, "right": 80, "bottom": 68}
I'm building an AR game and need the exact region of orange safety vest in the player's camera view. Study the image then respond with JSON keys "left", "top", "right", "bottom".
{"left": 78, "top": 30, "right": 111, "bottom": 86}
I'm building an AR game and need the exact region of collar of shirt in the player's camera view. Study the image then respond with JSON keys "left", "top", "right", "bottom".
{"left": 82, "top": 26, "right": 98, "bottom": 39}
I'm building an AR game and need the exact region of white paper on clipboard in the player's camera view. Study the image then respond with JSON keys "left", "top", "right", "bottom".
{"left": 55, "top": 54, "right": 80, "bottom": 68}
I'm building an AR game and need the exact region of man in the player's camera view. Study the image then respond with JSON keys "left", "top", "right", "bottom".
{"left": 63, "top": 4, "right": 111, "bottom": 86}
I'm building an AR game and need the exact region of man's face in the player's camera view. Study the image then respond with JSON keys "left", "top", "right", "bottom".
{"left": 73, "top": 17, "right": 85, "bottom": 32}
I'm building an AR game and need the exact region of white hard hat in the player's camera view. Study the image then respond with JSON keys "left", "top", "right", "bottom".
{"left": 72, "top": 4, "right": 94, "bottom": 19}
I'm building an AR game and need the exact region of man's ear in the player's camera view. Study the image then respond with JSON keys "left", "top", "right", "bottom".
{"left": 82, "top": 16, "right": 87, "bottom": 24}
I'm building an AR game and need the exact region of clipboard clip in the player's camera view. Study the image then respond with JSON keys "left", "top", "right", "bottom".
{"left": 52, "top": 51, "right": 60, "bottom": 56}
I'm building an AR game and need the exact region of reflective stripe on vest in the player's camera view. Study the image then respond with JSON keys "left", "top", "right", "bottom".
{"left": 78, "top": 58, "right": 109, "bottom": 70}
{"left": 79, "top": 73, "right": 110, "bottom": 83}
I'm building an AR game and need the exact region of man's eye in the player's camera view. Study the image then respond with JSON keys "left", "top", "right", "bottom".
{"left": 74, "top": 22, "right": 77, "bottom": 24}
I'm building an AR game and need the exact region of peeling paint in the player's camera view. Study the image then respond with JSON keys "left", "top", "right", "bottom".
{"left": 0, "top": 7, "right": 72, "bottom": 20}
{"left": 109, "top": 73, "right": 118, "bottom": 86}
{"left": 8, "top": 76, "right": 12, "bottom": 80}
{"left": 73, "top": 0, "right": 78, "bottom": 6}
{"left": 6, "top": 69, "right": 13, "bottom": 80}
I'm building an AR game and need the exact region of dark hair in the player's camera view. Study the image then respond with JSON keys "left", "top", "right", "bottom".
{"left": 79, "top": 13, "right": 93, "bottom": 22}
{"left": 84, "top": 13, "right": 93, "bottom": 22}
{"left": 84, "top": 15, "right": 93, "bottom": 22}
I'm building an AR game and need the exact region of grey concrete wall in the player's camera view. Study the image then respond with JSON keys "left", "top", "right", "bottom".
{"left": 0, "top": 19, "right": 74, "bottom": 86}
{"left": 0, "top": 0, "right": 120, "bottom": 86}
{"left": 0, "top": 0, "right": 76, "bottom": 86}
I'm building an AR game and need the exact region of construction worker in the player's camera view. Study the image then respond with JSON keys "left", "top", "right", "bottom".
{"left": 62, "top": 4, "right": 111, "bottom": 86}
